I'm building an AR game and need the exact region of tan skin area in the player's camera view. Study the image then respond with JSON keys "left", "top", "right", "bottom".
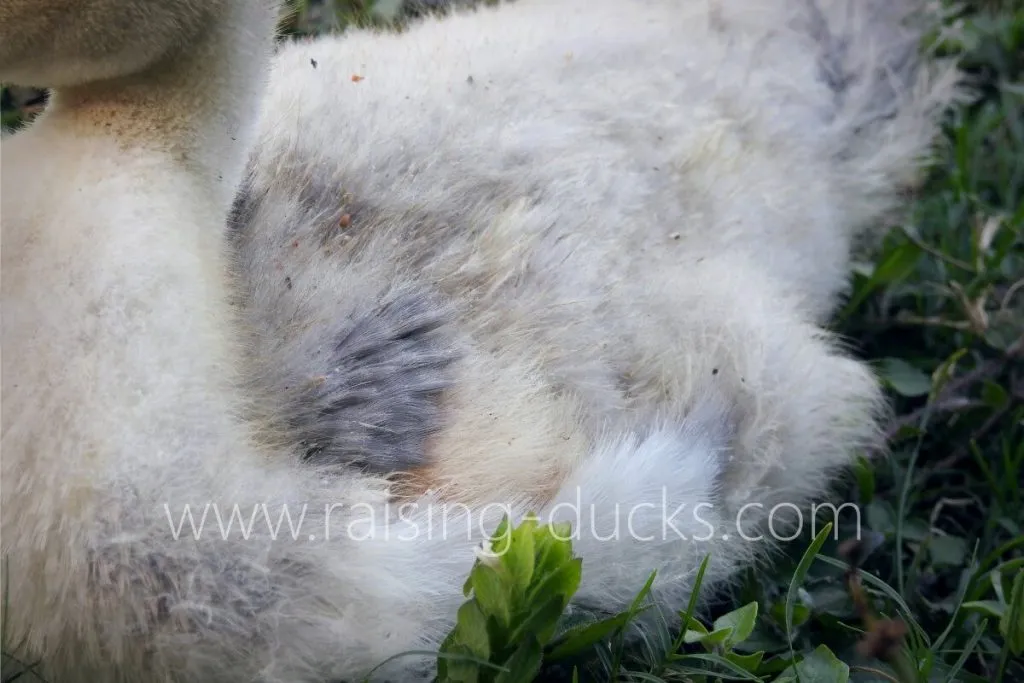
{"left": 395, "top": 383, "right": 590, "bottom": 509}
{"left": 0, "top": 0, "right": 225, "bottom": 88}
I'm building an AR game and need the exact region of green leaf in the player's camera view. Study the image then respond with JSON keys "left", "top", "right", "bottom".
{"left": 726, "top": 650, "right": 766, "bottom": 673}
{"left": 1000, "top": 569, "right": 1024, "bottom": 656}
{"left": 785, "top": 525, "right": 832, "bottom": 637}
{"left": 981, "top": 380, "right": 1010, "bottom": 410}
{"left": 780, "top": 522, "right": 832, "bottom": 678}
{"left": 547, "top": 521, "right": 573, "bottom": 543}
{"left": 868, "top": 240, "right": 924, "bottom": 285}
{"left": 771, "top": 601, "right": 811, "bottom": 629}
{"left": 546, "top": 610, "right": 634, "bottom": 660}
{"left": 866, "top": 500, "right": 895, "bottom": 535}
{"left": 682, "top": 652, "right": 765, "bottom": 680}
{"left": 454, "top": 601, "right": 491, "bottom": 660}
{"left": 990, "top": 568, "right": 1008, "bottom": 604}
{"left": 524, "top": 558, "right": 582, "bottom": 612}
{"left": 689, "top": 625, "right": 734, "bottom": 648}
{"left": 757, "top": 653, "right": 800, "bottom": 676}
{"left": 509, "top": 595, "right": 566, "bottom": 647}
{"left": 493, "top": 635, "right": 543, "bottom": 683}
{"left": 929, "top": 348, "right": 968, "bottom": 401}
{"left": 805, "top": 586, "right": 857, "bottom": 618}
{"left": 532, "top": 525, "right": 574, "bottom": 580}
{"left": 682, "top": 614, "right": 710, "bottom": 644}
{"left": 441, "top": 643, "right": 482, "bottom": 683}
{"left": 928, "top": 534, "right": 968, "bottom": 567}
{"left": 772, "top": 645, "right": 850, "bottom": 683}
{"left": 852, "top": 455, "right": 875, "bottom": 504}
{"left": 814, "top": 555, "right": 930, "bottom": 648}
{"left": 623, "top": 570, "right": 657, "bottom": 621}
{"left": 962, "top": 600, "right": 1005, "bottom": 620}
{"left": 504, "top": 517, "right": 536, "bottom": 595}
{"left": 489, "top": 515, "right": 513, "bottom": 556}
{"left": 606, "top": 570, "right": 658, "bottom": 677}
{"left": 940, "top": 619, "right": 989, "bottom": 683}
{"left": 681, "top": 613, "right": 739, "bottom": 649}
{"left": 842, "top": 241, "right": 922, "bottom": 316}
{"left": 901, "top": 519, "right": 931, "bottom": 543}
{"left": 712, "top": 601, "right": 759, "bottom": 648}
{"left": 878, "top": 357, "right": 933, "bottom": 397}
{"left": 436, "top": 630, "right": 456, "bottom": 681}
{"left": 666, "top": 554, "right": 712, "bottom": 659}
{"left": 471, "top": 564, "right": 512, "bottom": 629}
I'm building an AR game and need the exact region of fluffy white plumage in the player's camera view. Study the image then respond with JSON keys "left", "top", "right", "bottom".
{"left": 0, "top": 0, "right": 962, "bottom": 680}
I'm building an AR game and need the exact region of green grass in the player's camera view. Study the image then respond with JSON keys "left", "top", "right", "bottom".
{"left": 2, "top": 1, "right": 1021, "bottom": 682}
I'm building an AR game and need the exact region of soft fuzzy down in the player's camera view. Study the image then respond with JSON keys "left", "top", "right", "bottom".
{"left": 0, "top": 0, "right": 962, "bottom": 681}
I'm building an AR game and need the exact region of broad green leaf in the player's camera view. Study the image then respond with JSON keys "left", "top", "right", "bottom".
{"left": 757, "top": 653, "right": 800, "bottom": 675}
{"left": 683, "top": 614, "right": 709, "bottom": 642}
{"left": 901, "top": 519, "right": 932, "bottom": 543}
{"left": 533, "top": 526, "right": 574, "bottom": 579}
{"left": 493, "top": 635, "right": 543, "bottom": 683}
{"left": 683, "top": 615, "right": 734, "bottom": 648}
{"left": 436, "top": 630, "right": 457, "bottom": 681}
{"left": 524, "top": 558, "right": 582, "bottom": 611}
{"left": 689, "top": 626, "right": 733, "bottom": 648}
{"left": 712, "top": 601, "right": 759, "bottom": 648}
{"left": 509, "top": 595, "right": 566, "bottom": 647}
{"left": 878, "top": 357, "right": 933, "bottom": 397}
{"left": 455, "top": 602, "right": 491, "bottom": 660}
{"left": 773, "top": 645, "right": 850, "bottom": 683}
{"left": 771, "top": 601, "right": 810, "bottom": 628}
{"left": 548, "top": 521, "right": 573, "bottom": 542}
{"left": 981, "top": 380, "right": 1010, "bottom": 409}
{"left": 726, "top": 650, "right": 765, "bottom": 673}
{"left": 471, "top": 564, "right": 511, "bottom": 628}
{"left": 866, "top": 500, "right": 895, "bottom": 535}
{"left": 441, "top": 643, "right": 481, "bottom": 683}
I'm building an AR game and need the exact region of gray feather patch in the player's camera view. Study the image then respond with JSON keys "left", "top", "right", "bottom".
{"left": 228, "top": 171, "right": 462, "bottom": 474}
{"left": 283, "top": 289, "right": 459, "bottom": 472}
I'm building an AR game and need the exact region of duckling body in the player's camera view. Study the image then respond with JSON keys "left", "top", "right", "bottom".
{"left": 0, "top": 0, "right": 961, "bottom": 681}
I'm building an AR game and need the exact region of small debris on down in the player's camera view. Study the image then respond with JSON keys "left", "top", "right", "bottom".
{"left": 351, "top": 74, "right": 365, "bottom": 82}
{"left": 339, "top": 213, "right": 352, "bottom": 229}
